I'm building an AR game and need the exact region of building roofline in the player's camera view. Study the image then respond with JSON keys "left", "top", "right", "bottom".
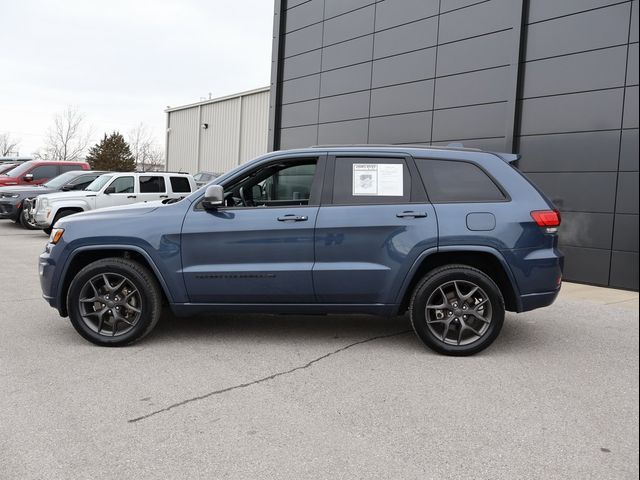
{"left": 165, "top": 86, "right": 270, "bottom": 113}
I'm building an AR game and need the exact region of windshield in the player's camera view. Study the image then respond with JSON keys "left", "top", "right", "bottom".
{"left": 2, "top": 162, "right": 33, "bottom": 177}
{"left": 0, "top": 164, "right": 16, "bottom": 175}
{"left": 43, "top": 171, "right": 79, "bottom": 189}
{"left": 84, "top": 174, "right": 113, "bottom": 192}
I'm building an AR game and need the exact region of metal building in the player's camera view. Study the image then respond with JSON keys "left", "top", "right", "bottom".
{"left": 269, "top": 0, "right": 639, "bottom": 290}
{"left": 165, "top": 87, "right": 270, "bottom": 175}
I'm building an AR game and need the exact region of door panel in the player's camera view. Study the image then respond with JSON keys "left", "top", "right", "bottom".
{"left": 181, "top": 206, "right": 318, "bottom": 303}
{"left": 313, "top": 204, "right": 437, "bottom": 304}
{"left": 313, "top": 154, "right": 436, "bottom": 305}
{"left": 95, "top": 176, "right": 136, "bottom": 209}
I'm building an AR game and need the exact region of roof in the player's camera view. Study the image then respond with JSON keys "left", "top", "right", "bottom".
{"left": 165, "top": 86, "right": 270, "bottom": 113}
{"left": 273, "top": 144, "right": 521, "bottom": 164}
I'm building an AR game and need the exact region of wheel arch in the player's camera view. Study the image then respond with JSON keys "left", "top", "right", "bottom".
{"left": 57, "top": 246, "right": 173, "bottom": 317}
{"left": 397, "top": 247, "right": 521, "bottom": 314}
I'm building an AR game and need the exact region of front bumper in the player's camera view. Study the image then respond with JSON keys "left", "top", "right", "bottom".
{"left": 34, "top": 209, "right": 51, "bottom": 228}
{"left": 0, "top": 199, "right": 20, "bottom": 220}
{"left": 39, "top": 246, "right": 62, "bottom": 313}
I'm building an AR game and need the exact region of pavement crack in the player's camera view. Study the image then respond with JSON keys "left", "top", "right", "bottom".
{"left": 128, "top": 329, "right": 412, "bottom": 424}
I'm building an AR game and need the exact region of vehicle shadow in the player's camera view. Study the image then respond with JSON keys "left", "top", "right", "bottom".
{"left": 140, "top": 310, "right": 541, "bottom": 356}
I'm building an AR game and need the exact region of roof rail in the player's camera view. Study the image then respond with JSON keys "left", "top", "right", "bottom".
{"left": 309, "top": 143, "right": 482, "bottom": 152}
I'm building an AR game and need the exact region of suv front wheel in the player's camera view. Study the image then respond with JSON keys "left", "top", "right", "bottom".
{"left": 409, "top": 265, "right": 505, "bottom": 356}
{"left": 67, "top": 258, "right": 162, "bottom": 346}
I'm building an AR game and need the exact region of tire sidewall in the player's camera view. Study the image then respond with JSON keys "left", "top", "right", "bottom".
{"left": 410, "top": 267, "right": 505, "bottom": 356}
{"left": 67, "top": 260, "right": 158, "bottom": 346}
{"left": 20, "top": 208, "right": 38, "bottom": 230}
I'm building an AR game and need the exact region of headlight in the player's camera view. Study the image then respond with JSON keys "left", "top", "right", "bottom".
{"left": 49, "top": 228, "right": 64, "bottom": 244}
{"left": 39, "top": 198, "right": 48, "bottom": 209}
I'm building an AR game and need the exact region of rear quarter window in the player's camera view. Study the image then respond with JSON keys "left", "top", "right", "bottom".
{"left": 416, "top": 159, "right": 506, "bottom": 203}
{"left": 170, "top": 176, "right": 192, "bottom": 193}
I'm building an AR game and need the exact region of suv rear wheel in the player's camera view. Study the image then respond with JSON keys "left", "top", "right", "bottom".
{"left": 409, "top": 265, "right": 505, "bottom": 356}
{"left": 67, "top": 258, "right": 162, "bottom": 346}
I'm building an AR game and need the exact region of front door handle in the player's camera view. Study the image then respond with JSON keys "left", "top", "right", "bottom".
{"left": 396, "top": 211, "right": 427, "bottom": 218}
{"left": 127, "top": 195, "right": 137, "bottom": 199}
{"left": 277, "top": 214, "right": 308, "bottom": 222}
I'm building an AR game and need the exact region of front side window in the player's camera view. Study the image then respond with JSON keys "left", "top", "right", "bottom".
{"left": 107, "top": 176, "right": 134, "bottom": 194}
{"left": 332, "top": 157, "right": 411, "bottom": 205}
{"left": 139, "top": 176, "right": 166, "bottom": 193}
{"left": 223, "top": 160, "right": 317, "bottom": 208}
{"left": 31, "top": 165, "right": 58, "bottom": 180}
{"left": 416, "top": 159, "right": 506, "bottom": 203}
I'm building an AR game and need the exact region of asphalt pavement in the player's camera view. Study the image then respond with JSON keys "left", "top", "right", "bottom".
{"left": 0, "top": 220, "right": 638, "bottom": 480}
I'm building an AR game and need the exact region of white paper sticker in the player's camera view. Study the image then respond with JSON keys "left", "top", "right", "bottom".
{"left": 353, "top": 163, "right": 403, "bottom": 196}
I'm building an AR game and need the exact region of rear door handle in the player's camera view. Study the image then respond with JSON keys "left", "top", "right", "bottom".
{"left": 159, "top": 195, "right": 169, "bottom": 198}
{"left": 277, "top": 214, "right": 308, "bottom": 222}
{"left": 396, "top": 211, "right": 427, "bottom": 218}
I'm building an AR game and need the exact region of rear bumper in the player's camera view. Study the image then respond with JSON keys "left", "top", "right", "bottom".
{"left": 519, "top": 286, "right": 561, "bottom": 312}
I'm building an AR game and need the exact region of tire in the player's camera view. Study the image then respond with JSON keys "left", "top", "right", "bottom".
{"left": 19, "top": 208, "right": 39, "bottom": 230}
{"left": 409, "top": 264, "right": 505, "bottom": 356}
{"left": 66, "top": 258, "right": 162, "bottom": 346}
{"left": 44, "top": 209, "right": 78, "bottom": 235}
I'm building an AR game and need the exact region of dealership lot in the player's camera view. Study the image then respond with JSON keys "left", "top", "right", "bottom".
{"left": 0, "top": 221, "right": 637, "bottom": 480}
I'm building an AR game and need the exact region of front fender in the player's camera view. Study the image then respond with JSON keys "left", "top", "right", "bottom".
{"left": 54, "top": 243, "right": 182, "bottom": 315}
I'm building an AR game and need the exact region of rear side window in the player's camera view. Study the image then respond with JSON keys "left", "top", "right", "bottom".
{"left": 416, "top": 159, "right": 506, "bottom": 203}
{"left": 170, "top": 176, "right": 191, "bottom": 193}
{"left": 332, "top": 157, "right": 411, "bottom": 205}
{"left": 60, "top": 164, "right": 84, "bottom": 173}
{"left": 139, "top": 175, "right": 166, "bottom": 193}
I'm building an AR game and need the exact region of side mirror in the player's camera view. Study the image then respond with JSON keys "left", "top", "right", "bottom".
{"left": 202, "top": 185, "right": 224, "bottom": 210}
{"left": 23, "top": 173, "right": 34, "bottom": 182}
{"left": 60, "top": 185, "right": 72, "bottom": 191}
{"left": 104, "top": 186, "right": 115, "bottom": 194}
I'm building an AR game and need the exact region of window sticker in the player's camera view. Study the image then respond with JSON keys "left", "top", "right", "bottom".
{"left": 353, "top": 164, "right": 403, "bottom": 196}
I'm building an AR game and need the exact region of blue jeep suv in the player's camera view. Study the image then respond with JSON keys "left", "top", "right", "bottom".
{"left": 39, "top": 146, "right": 563, "bottom": 355}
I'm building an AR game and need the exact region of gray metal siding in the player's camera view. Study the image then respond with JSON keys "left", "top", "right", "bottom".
{"left": 166, "top": 88, "right": 269, "bottom": 176}
{"left": 271, "top": 0, "right": 640, "bottom": 290}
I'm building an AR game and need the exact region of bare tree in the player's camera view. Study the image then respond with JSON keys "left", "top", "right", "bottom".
{"left": 40, "top": 106, "right": 92, "bottom": 161}
{"left": 0, "top": 132, "right": 20, "bottom": 156}
{"left": 128, "top": 123, "right": 165, "bottom": 172}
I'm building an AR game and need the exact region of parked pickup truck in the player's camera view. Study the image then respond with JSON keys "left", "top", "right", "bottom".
{"left": 0, "top": 160, "right": 89, "bottom": 187}
{"left": 32, "top": 171, "right": 196, "bottom": 233}
{"left": 0, "top": 170, "right": 106, "bottom": 228}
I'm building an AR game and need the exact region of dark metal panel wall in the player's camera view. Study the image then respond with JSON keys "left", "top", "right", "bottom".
{"left": 518, "top": 0, "right": 639, "bottom": 289}
{"left": 274, "top": 0, "right": 522, "bottom": 151}
{"left": 270, "top": 0, "right": 640, "bottom": 290}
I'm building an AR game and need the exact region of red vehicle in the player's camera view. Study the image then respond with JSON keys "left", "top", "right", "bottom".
{"left": 0, "top": 160, "right": 90, "bottom": 187}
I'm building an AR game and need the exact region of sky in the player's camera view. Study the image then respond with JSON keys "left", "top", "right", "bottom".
{"left": 0, "top": 0, "right": 274, "bottom": 156}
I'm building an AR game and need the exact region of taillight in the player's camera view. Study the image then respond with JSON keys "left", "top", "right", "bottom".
{"left": 531, "top": 209, "right": 561, "bottom": 232}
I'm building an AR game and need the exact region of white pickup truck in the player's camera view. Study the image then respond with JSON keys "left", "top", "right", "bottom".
{"left": 32, "top": 171, "right": 196, "bottom": 232}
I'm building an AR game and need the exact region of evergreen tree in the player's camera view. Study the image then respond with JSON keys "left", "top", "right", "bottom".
{"left": 86, "top": 132, "right": 136, "bottom": 171}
